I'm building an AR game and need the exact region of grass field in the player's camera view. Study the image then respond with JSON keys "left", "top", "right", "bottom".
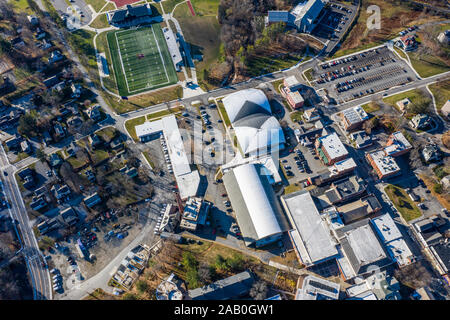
{"left": 385, "top": 184, "right": 422, "bottom": 222}
{"left": 383, "top": 88, "right": 430, "bottom": 111}
{"left": 394, "top": 47, "right": 408, "bottom": 60}
{"left": 107, "top": 25, "right": 178, "bottom": 96}
{"left": 429, "top": 80, "right": 450, "bottom": 116}
{"left": 362, "top": 102, "right": 381, "bottom": 114}
{"left": 407, "top": 51, "right": 450, "bottom": 78}
{"left": 173, "top": 0, "right": 221, "bottom": 91}
{"left": 84, "top": 0, "right": 107, "bottom": 12}
{"left": 89, "top": 13, "right": 109, "bottom": 29}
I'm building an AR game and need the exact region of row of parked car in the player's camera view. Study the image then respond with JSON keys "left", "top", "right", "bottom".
{"left": 399, "top": 25, "right": 418, "bottom": 36}
{"left": 50, "top": 268, "right": 63, "bottom": 292}
{"left": 160, "top": 133, "right": 173, "bottom": 175}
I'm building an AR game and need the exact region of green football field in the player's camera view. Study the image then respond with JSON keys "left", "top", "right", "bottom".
{"left": 107, "top": 24, "right": 178, "bottom": 96}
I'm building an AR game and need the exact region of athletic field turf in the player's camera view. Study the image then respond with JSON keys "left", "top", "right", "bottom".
{"left": 107, "top": 24, "right": 178, "bottom": 96}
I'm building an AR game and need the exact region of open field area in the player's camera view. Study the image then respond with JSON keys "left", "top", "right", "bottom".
{"left": 334, "top": 0, "right": 444, "bottom": 58}
{"left": 407, "top": 51, "right": 450, "bottom": 78}
{"left": 385, "top": 184, "right": 422, "bottom": 222}
{"left": 89, "top": 13, "right": 109, "bottom": 29}
{"left": 173, "top": 0, "right": 222, "bottom": 91}
{"left": 107, "top": 25, "right": 178, "bottom": 96}
{"left": 429, "top": 80, "right": 450, "bottom": 116}
{"left": 383, "top": 88, "right": 432, "bottom": 116}
{"left": 84, "top": 0, "right": 108, "bottom": 12}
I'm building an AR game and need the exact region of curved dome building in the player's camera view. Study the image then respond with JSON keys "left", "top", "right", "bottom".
{"left": 222, "top": 88, "right": 285, "bottom": 157}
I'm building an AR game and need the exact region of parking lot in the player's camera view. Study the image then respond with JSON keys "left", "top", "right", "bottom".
{"left": 313, "top": 2, "right": 354, "bottom": 41}
{"left": 280, "top": 142, "right": 326, "bottom": 184}
{"left": 50, "top": 0, "right": 92, "bottom": 29}
{"left": 311, "top": 46, "right": 418, "bottom": 103}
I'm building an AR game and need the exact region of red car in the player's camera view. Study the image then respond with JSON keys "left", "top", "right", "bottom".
{"left": 221, "top": 193, "right": 227, "bottom": 197}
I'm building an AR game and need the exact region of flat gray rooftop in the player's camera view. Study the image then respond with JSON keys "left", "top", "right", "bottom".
{"left": 281, "top": 190, "right": 338, "bottom": 266}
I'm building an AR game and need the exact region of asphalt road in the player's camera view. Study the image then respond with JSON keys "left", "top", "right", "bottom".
{"left": 0, "top": 145, "right": 52, "bottom": 300}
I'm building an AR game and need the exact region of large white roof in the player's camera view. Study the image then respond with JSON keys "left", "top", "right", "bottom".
{"left": 233, "top": 164, "right": 282, "bottom": 239}
{"left": 234, "top": 118, "right": 285, "bottom": 156}
{"left": 222, "top": 88, "right": 271, "bottom": 123}
{"left": 223, "top": 89, "right": 285, "bottom": 156}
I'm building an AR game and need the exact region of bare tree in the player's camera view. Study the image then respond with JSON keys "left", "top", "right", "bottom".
{"left": 249, "top": 280, "right": 268, "bottom": 300}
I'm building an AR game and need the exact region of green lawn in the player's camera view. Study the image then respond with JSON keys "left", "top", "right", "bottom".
{"left": 142, "top": 151, "right": 155, "bottom": 168}
{"left": 383, "top": 89, "right": 430, "bottom": 111}
{"left": 284, "top": 183, "right": 302, "bottom": 195}
{"left": 290, "top": 111, "right": 304, "bottom": 122}
{"left": 84, "top": 0, "right": 107, "bottom": 12}
{"left": 9, "top": 0, "right": 34, "bottom": 13}
{"left": 161, "top": 0, "right": 184, "bottom": 13}
{"left": 271, "top": 79, "right": 284, "bottom": 95}
{"left": 101, "top": 2, "right": 116, "bottom": 12}
{"left": 247, "top": 54, "right": 303, "bottom": 77}
{"left": 173, "top": 0, "right": 221, "bottom": 91}
{"left": 125, "top": 116, "right": 146, "bottom": 142}
{"left": 362, "top": 102, "right": 381, "bottom": 114}
{"left": 89, "top": 13, "right": 108, "bottom": 29}
{"left": 385, "top": 184, "right": 422, "bottom": 222}
{"left": 146, "top": 106, "right": 184, "bottom": 121}
{"left": 393, "top": 47, "right": 407, "bottom": 60}
{"left": 303, "top": 68, "right": 314, "bottom": 82}
{"left": 216, "top": 100, "right": 230, "bottom": 128}
{"left": 429, "top": 80, "right": 450, "bottom": 116}
{"left": 408, "top": 51, "right": 450, "bottom": 78}
{"left": 107, "top": 25, "right": 178, "bottom": 96}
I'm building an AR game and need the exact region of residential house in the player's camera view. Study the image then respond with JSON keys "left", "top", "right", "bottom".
{"left": 399, "top": 35, "right": 418, "bottom": 51}
{"left": 86, "top": 105, "right": 102, "bottom": 122}
{"left": 442, "top": 100, "right": 450, "bottom": 119}
{"left": 349, "top": 131, "right": 372, "bottom": 149}
{"left": 410, "top": 114, "right": 431, "bottom": 130}
{"left": 303, "top": 107, "right": 321, "bottom": 122}
{"left": 422, "top": 144, "right": 441, "bottom": 163}
{"left": 84, "top": 192, "right": 102, "bottom": 208}
{"left": 60, "top": 207, "right": 79, "bottom": 226}
{"left": 51, "top": 184, "right": 71, "bottom": 201}
{"left": 396, "top": 98, "right": 411, "bottom": 112}
{"left": 88, "top": 133, "right": 102, "bottom": 149}
{"left": 71, "top": 83, "right": 82, "bottom": 98}
{"left": 54, "top": 122, "right": 65, "bottom": 138}
{"left": 30, "top": 196, "right": 48, "bottom": 211}
{"left": 20, "top": 140, "right": 32, "bottom": 154}
{"left": 49, "top": 153, "right": 63, "bottom": 167}
{"left": 27, "top": 15, "right": 39, "bottom": 27}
